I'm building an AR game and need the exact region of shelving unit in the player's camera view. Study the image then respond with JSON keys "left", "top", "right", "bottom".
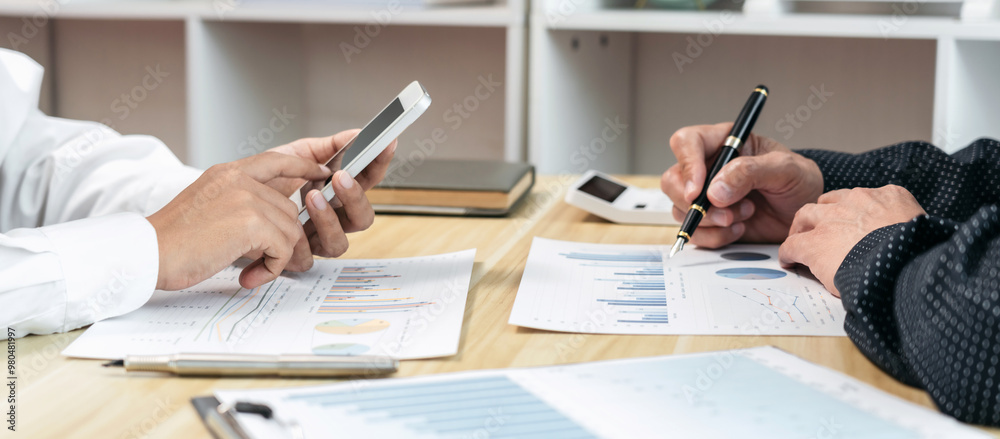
{"left": 2, "top": 0, "right": 998, "bottom": 174}
{"left": 0, "top": 0, "right": 527, "bottom": 167}
{"left": 530, "top": 0, "right": 1000, "bottom": 174}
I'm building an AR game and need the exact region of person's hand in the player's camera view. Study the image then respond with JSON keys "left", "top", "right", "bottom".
{"left": 661, "top": 122, "right": 824, "bottom": 248}
{"left": 264, "top": 130, "right": 395, "bottom": 260}
{"left": 147, "top": 152, "right": 333, "bottom": 291}
{"left": 778, "top": 185, "right": 926, "bottom": 297}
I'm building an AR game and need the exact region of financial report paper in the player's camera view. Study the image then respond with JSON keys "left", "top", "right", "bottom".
{"left": 63, "top": 250, "right": 476, "bottom": 360}
{"left": 212, "top": 346, "right": 986, "bottom": 439}
{"left": 509, "top": 238, "right": 846, "bottom": 336}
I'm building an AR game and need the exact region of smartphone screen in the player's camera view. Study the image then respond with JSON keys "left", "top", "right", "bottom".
{"left": 300, "top": 97, "right": 407, "bottom": 206}
{"left": 324, "top": 97, "right": 405, "bottom": 179}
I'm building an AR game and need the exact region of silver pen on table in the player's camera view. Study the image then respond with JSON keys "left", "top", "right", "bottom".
{"left": 102, "top": 353, "right": 398, "bottom": 377}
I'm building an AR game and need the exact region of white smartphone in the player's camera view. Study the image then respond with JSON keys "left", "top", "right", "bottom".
{"left": 565, "top": 170, "right": 679, "bottom": 226}
{"left": 298, "top": 81, "right": 431, "bottom": 224}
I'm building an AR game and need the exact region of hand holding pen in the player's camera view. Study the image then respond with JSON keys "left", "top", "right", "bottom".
{"left": 661, "top": 87, "right": 825, "bottom": 255}
{"left": 669, "top": 85, "right": 770, "bottom": 257}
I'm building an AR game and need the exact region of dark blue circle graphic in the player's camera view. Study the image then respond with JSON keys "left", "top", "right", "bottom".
{"left": 721, "top": 252, "right": 770, "bottom": 261}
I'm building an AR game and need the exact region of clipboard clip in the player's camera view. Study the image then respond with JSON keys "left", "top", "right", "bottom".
{"left": 195, "top": 396, "right": 304, "bottom": 439}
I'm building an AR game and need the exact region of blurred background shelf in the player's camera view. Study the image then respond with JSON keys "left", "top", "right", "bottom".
{"left": 1, "top": 0, "right": 997, "bottom": 174}
{"left": 546, "top": 10, "right": 1000, "bottom": 39}
{"left": 0, "top": 0, "right": 521, "bottom": 26}
{"left": 0, "top": 0, "right": 527, "bottom": 167}
{"left": 529, "top": 0, "right": 1000, "bottom": 174}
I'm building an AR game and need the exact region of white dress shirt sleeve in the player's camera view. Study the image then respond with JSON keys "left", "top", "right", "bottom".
{"left": 0, "top": 49, "right": 202, "bottom": 336}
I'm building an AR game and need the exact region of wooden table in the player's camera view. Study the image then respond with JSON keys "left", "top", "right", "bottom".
{"left": 10, "top": 176, "right": 1000, "bottom": 438}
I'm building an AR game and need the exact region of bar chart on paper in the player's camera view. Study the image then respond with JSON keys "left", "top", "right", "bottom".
{"left": 509, "top": 238, "right": 846, "bottom": 336}
{"left": 63, "top": 250, "right": 476, "bottom": 360}
{"left": 214, "top": 347, "right": 987, "bottom": 439}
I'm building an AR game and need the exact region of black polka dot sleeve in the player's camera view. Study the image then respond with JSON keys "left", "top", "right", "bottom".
{"left": 798, "top": 138, "right": 1000, "bottom": 220}
{"left": 796, "top": 139, "right": 1000, "bottom": 426}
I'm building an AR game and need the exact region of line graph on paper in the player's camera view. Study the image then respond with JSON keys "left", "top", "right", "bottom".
{"left": 61, "top": 250, "right": 476, "bottom": 360}
{"left": 700, "top": 284, "right": 840, "bottom": 332}
{"left": 194, "top": 278, "right": 287, "bottom": 343}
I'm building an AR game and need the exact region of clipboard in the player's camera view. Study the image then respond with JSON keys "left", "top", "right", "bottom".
{"left": 191, "top": 396, "right": 302, "bottom": 439}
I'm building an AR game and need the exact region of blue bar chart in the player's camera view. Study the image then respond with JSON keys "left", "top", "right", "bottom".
{"left": 216, "top": 347, "right": 986, "bottom": 439}
{"left": 561, "top": 251, "right": 669, "bottom": 325}
{"left": 510, "top": 238, "right": 846, "bottom": 336}
{"left": 285, "top": 376, "right": 596, "bottom": 438}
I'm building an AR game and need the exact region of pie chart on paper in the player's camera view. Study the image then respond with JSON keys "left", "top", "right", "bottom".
{"left": 715, "top": 267, "right": 788, "bottom": 280}
{"left": 315, "top": 318, "right": 391, "bottom": 335}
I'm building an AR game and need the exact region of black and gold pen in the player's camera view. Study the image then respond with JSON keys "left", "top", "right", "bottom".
{"left": 669, "top": 85, "right": 769, "bottom": 258}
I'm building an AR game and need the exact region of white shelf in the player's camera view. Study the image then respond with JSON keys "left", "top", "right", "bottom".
{"left": 545, "top": 10, "right": 1000, "bottom": 40}
{"left": 529, "top": 1, "right": 1000, "bottom": 174}
{"left": 0, "top": 1, "right": 521, "bottom": 27}
{"left": 0, "top": 0, "right": 527, "bottom": 167}
{"left": 0, "top": 0, "right": 202, "bottom": 20}
{"left": 210, "top": 4, "right": 520, "bottom": 27}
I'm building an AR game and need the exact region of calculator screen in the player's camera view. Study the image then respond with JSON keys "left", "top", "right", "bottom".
{"left": 578, "top": 175, "right": 627, "bottom": 202}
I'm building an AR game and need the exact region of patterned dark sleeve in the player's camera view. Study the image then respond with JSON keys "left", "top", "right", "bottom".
{"left": 834, "top": 209, "right": 1000, "bottom": 426}
{"left": 798, "top": 138, "right": 1000, "bottom": 221}
{"left": 800, "top": 138, "right": 1000, "bottom": 426}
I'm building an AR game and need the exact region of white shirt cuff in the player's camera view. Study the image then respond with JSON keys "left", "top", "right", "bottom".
{"left": 38, "top": 212, "right": 159, "bottom": 331}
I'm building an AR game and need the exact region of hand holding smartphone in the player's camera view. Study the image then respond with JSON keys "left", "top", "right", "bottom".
{"left": 298, "top": 81, "right": 431, "bottom": 224}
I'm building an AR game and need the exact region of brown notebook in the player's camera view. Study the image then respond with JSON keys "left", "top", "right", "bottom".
{"left": 368, "top": 159, "right": 535, "bottom": 216}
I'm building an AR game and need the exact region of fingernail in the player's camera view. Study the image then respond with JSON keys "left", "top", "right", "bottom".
{"left": 311, "top": 191, "right": 327, "bottom": 211}
{"left": 320, "top": 164, "right": 332, "bottom": 174}
{"left": 709, "top": 181, "right": 733, "bottom": 202}
{"left": 732, "top": 222, "right": 745, "bottom": 235}
{"left": 330, "top": 197, "right": 343, "bottom": 209}
{"left": 338, "top": 171, "right": 354, "bottom": 189}
{"left": 685, "top": 181, "right": 696, "bottom": 199}
{"left": 740, "top": 200, "right": 754, "bottom": 217}
{"left": 388, "top": 142, "right": 397, "bottom": 154}
{"left": 710, "top": 209, "right": 728, "bottom": 225}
